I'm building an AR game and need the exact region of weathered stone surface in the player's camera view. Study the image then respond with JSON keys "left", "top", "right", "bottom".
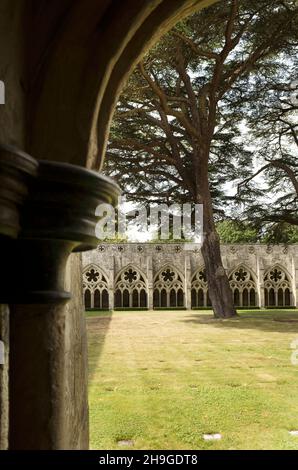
{"left": 0, "top": 0, "right": 223, "bottom": 451}
{"left": 9, "top": 255, "right": 88, "bottom": 450}
{"left": 83, "top": 243, "right": 298, "bottom": 309}
{"left": 64, "top": 253, "right": 89, "bottom": 449}
{"left": 0, "top": 0, "right": 26, "bottom": 450}
{"left": 7, "top": 159, "right": 119, "bottom": 448}
{"left": 26, "top": 0, "right": 216, "bottom": 169}
{"left": 9, "top": 300, "right": 70, "bottom": 449}
{"left": 0, "top": 305, "right": 9, "bottom": 450}
{"left": 0, "top": 0, "right": 25, "bottom": 147}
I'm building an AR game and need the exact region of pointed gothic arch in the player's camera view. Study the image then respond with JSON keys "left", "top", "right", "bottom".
{"left": 153, "top": 264, "right": 185, "bottom": 308}
{"left": 264, "top": 265, "right": 293, "bottom": 307}
{"left": 228, "top": 264, "right": 258, "bottom": 308}
{"left": 83, "top": 264, "right": 110, "bottom": 309}
{"left": 114, "top": 265, "right": 148, "bottom": 308}
{"left": 191, "top": 267, "right": 211, "bottom": 308}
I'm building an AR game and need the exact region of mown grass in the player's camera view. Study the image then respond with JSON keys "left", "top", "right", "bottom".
{"left": 87, "top": 309, "right": 298, "bottom": 450}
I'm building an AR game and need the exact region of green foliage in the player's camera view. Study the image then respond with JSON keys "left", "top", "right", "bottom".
{"left": 216, "top": 220, "right": 258, "bottom": 243}
{"left": 216, "top": 220, "right": 298, "bottom": 244}
{"left": 263, "top": 223, "right": 298, "bottom": 244}
{"left": 105, "top": 0, "right": 298, "bottom": 243}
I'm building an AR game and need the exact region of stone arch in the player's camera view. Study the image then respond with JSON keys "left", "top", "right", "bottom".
{"left": 2, "top": 0, "right": 221, "bottom": 450}
{"left": 191, "top": 267, "right": 211, "bottom": 308}
{"left": 264, "top": 264, "right": 293, "bottom": 307}
{"left": 83, "top": 264, "right": 109, "bottom": 309}
{"left": 154, "top": 264, "right": 185, "bottom": 308}
{"left": 228, "top": 264, "right": 258, "bottom": 308}
{"left": 28, "top": 1, "right": 217, "bottom": 168}
{"left": 114, "top": 264, "right": 148, "bottom": 308}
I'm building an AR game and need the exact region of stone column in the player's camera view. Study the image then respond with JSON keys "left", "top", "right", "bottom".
{"left": 109, "top": 287, "right": 114, "bottom": 311}
{"left": 0, "top": 1, "right": 27, "bottom": 449}
{"left": 109, "top": 286, "right": 115, "bottom": 310}
{"left": 0, "top": 305, "right": 9, "bottom": 450}
{"left": 256, "top": 254, "right": 265, "bottom": 308}
{"left": 9, "top": 253, "right": 88, "bottom": 449}
{"left": 185, "top": 254, "right": 192, "bottom": 310}
{"left": 106, "top": 250, "right": 114, "bottom": 311}
{"left": 64, "top": 253, "right": 89, "bottom": 448}
{"left": 148, "top": 255, "right": 154, "bottom": 310}
{"left": 292, "top": 255, "right": 298, "bottom": 308}
{"left": 0, "top": 145, "right": 38, "bottom": 449}
{"left": 4, "top": 157, "right": 120, "bottom": 449}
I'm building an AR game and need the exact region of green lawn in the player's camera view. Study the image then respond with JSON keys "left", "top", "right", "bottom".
{"left": 87, "top": 309, "right": 298, "bottom": 450}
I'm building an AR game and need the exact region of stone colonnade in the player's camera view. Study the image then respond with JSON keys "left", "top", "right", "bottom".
{"left": 82, "top": 243, "right": 298, "bottom": 310}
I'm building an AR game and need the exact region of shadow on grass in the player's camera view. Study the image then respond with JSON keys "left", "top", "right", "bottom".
{"left": 180, "top": 310, "right": 298, "bottom": 333}
{"left": 87, "top": 311, "right": 113, "bottom": 382}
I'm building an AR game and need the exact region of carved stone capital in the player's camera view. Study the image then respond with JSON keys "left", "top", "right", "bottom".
{"left": 21, "top": 161, "right": 120, "bottom": 251}
{"left": 1, "top": 153, "right": 120, "bottom": 303}
{"left": 0, "top": 144, "right": 38, "bottom": 239}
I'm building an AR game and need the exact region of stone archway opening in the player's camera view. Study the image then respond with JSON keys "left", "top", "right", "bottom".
{"left": 114, "top": 266, "right": 148, "bottom": 309}
{"left": 0, "top": 0, "right": 223, "bottom": 451}
{"left": 229, "top": 265, "right": 258, "bottom": 309}
{"left": 153, "top": 265, "right": 185, "bottom": 308}
{"left": 264, "top": 266, "right": 293, "bottom": 308}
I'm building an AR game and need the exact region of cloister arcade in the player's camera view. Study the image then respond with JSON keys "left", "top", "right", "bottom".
{"left": 114, "top": 266, "right": 148, "bottom": 308}
{"left": 1, "top": 0, "right": 297, "bottom": 451}
{"left": 82, "top": 243, "right": 298, "bottom": 310}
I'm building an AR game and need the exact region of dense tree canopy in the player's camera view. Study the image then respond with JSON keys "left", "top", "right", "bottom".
{"left": 106, "top": 0, "right": 297, "bottom": 210}
{"left": 237, "top": 66, "right": 298, "bottom": 230}
{"left": 216, "top": 220, "right": 298, "bottom": 244}
{"left": 105, "top": 0, "right": 298, "bottom": 317}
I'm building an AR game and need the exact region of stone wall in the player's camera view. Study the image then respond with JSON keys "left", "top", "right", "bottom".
{"left": 82, "top": 243, "right": 298, "bottom": 310}
{"left": 0, "top": 0, "right": 26, "bottom": 450}
{"left": 64, "top": 253, "right": 89, "bottom": 449}
{"left": 0, "top": 305, "right": 9, "bottom": 450}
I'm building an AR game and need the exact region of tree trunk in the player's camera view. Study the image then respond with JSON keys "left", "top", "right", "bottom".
{"left": 198, "top": 176, "right": 237, "bottom": 319}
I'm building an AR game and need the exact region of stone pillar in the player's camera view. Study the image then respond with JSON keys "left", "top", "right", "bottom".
{"left": 4, "top": 157, "right": 120, "bottom": 449}
{"left": 185, "top": 254, "right": 192, "bottom": 310}
{"left": 107, "top": 252, "right": 114, "bottom": 310}
{"left": 0, "top": 145, "right": 38, "bottom": 449}
{"left": 292, "top": 255, "right": 298, "bottom": 308}
{"left": 0, "top": 305, "right": 9, "bottom": 450}
{"left": 109, "top": 289, "right": 114, "bottom": 310}
{"left": 256, "top": 254, "right": 265, "bottom": 308}
{"left": 9, "top": 254, "right": 88, "bottom": 449}
{"left": 109, "top": 288, "right": 114, "bottom": 310}
{"left": 147, "top": 255, "right": 154, "bottom": 310}
{"left": 259, "top": 286, "right": 265, "bottom": 309}
{"left": 0, "top": 1, "right": 26, "bottom": 449}
{"left": 64, "top": 253, "right": 89, "bottom": 449}
{"left": 9, "top": 301, "right": 71, "bottom": 449}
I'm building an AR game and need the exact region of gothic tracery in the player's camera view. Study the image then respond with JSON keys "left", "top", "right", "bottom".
{"left": 228, "top": 265, "right": 258, "bottom": 307}
{"left": 114, "top": 266, "right": 147, "bottom": 308}
{"left": 191, "top": 268, "right": 211, "bottom": 307}
{"left": 264, "top": 266, "right": 292, "bottom": 307}
{"left": 153, "top": 265, "right": 184, "bottom": 307}
{"left": 82, "top": 245, "right": 296, "bottom": 310}
{"left": 83, "top": 265, "right": 109, "bottom": 309}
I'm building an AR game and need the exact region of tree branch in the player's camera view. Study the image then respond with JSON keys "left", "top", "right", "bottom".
{"left": 238, "top": 160, "right": 298, "bottom": 196}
